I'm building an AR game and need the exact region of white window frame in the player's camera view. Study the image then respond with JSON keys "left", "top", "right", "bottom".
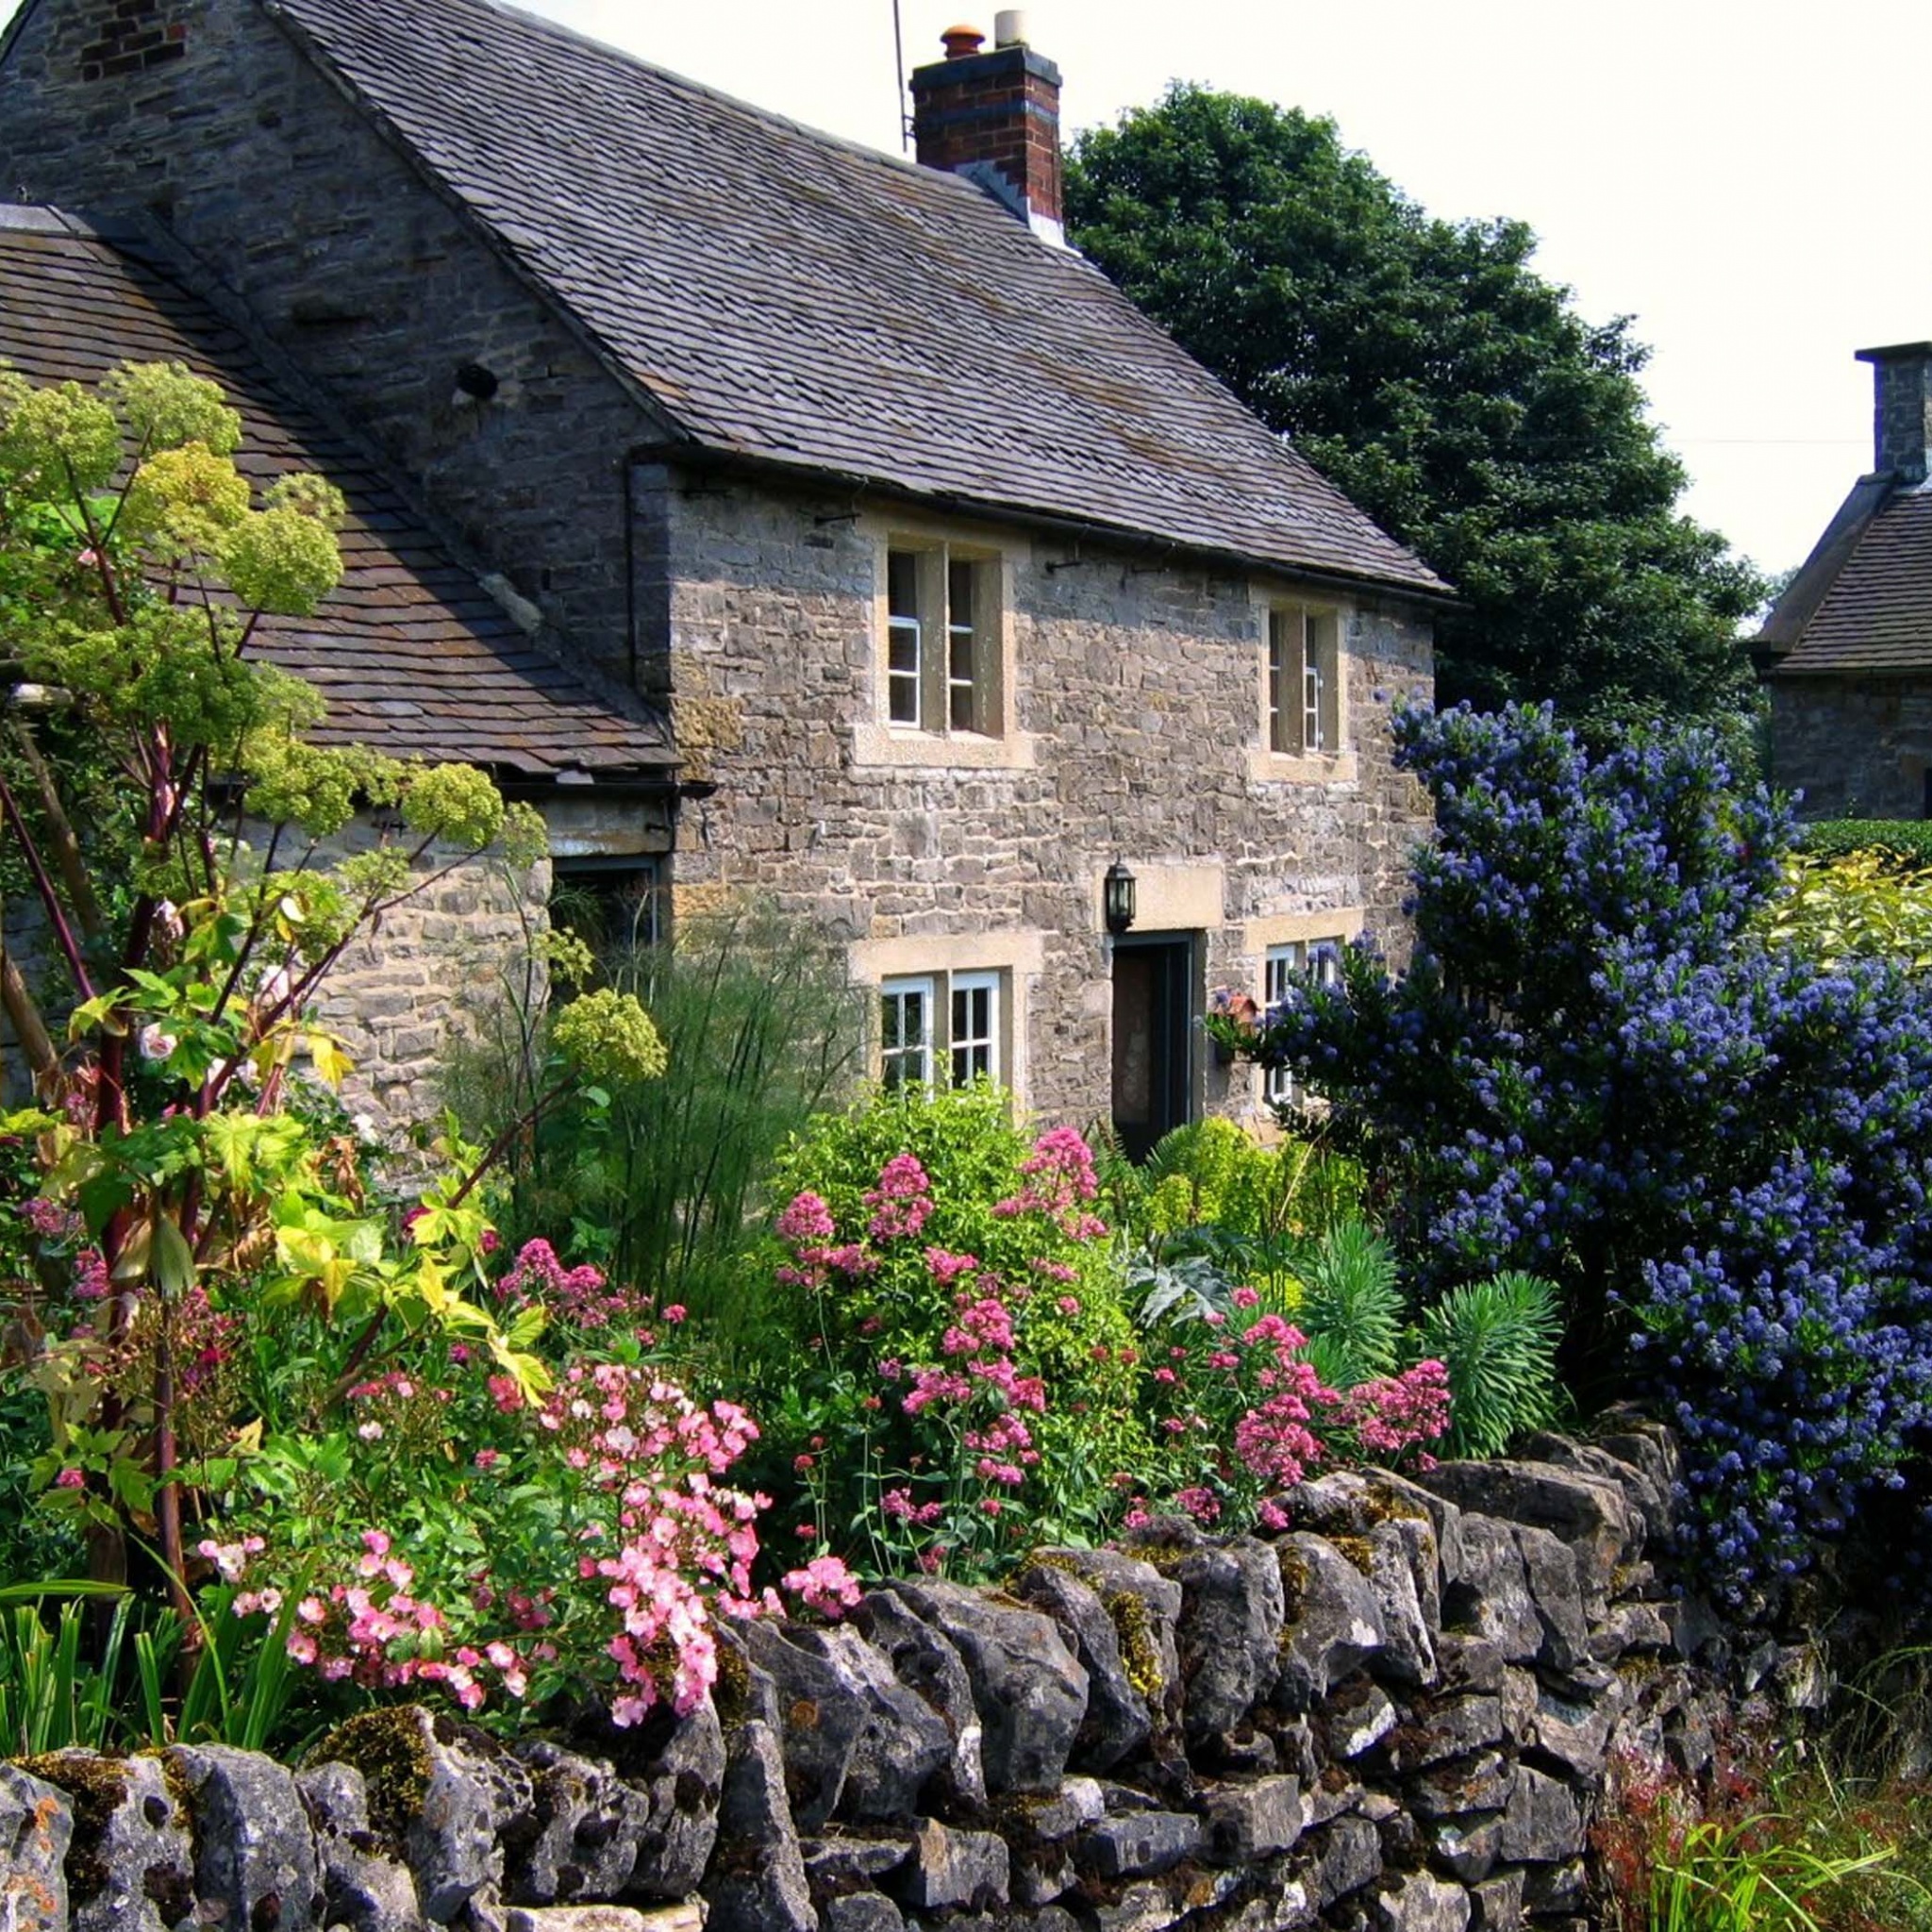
{"left": 1261, "top": 938, "right": 1342, "bottom": 1108}
{"left": 1266, "top": 603, "right": 1342, "bottom": 757}
{"left": 877, "top": 968, "right": 1007, "bottom": 1092}
{"left": 882, "top": 541, "right": 1001, "bottom": 740}
{"left": 949, "top": 970, "right": 1000, "bottom": 1088}
{"left": 880, "top": 975, "right": 936, "bottom": 1092}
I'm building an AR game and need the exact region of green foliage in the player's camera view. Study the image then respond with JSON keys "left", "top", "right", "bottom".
{"left": 1064, "top": 87, "right": 1762, "bottom": 723}
{"left": 1291, "top": 1218, "right": 1403, "bottom": 1390}
{"left": 760, "top": 1087, "right": 1146, "bottom": 1573}
{"left": 1757, "top": 850, "right": 1932, "bottom": 970}
{"left": 1412, "top": 1272, "right": 1561, "bottom": 1458}
{"left": 1801, "top": 818, "right": 1932, "bottom": 866}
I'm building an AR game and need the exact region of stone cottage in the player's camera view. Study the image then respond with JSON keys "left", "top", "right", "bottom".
{"left": 1758, "top": 341, "right": 1932, "bottom": 819}
{"left": 0, "top": 0, "right": 1450, "bottom": 1146}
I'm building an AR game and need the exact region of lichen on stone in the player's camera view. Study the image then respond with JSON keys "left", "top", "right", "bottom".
{"left": 1108, "top": 1590, "right": 1163, "bottom": 1701}
{"left": 12, "top": 1750, "right": 130, "bottom": 1899}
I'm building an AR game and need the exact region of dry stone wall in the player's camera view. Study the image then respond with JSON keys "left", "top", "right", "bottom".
{"left": 5, "top": 1423, "right": 1805, "bottom": 1932}
{"left": 1768, "top": 676, "right": 1932, "bottom": 821}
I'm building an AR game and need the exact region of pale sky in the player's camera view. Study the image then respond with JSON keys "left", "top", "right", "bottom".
{"left": 11, "top": 0, "right": 1930, "bottom": 578}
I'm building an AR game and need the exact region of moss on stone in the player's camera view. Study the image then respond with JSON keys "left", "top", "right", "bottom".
{"left": 12, "top": 1751, "right": 129, "bottom": 1900}
{"left": 1277, "top": 1543, "right": 1309, "bottom": 1631}
{"left": 309, "top": 1706, "right": 433, "bottom": 1853}
{"left": 711, "top": 1632, "right": 753, "bottom": 1726}
{"left": 1108, "top": 1590, "right": 1164, "bottom": 1701}
{"left": 1331, "top": 1535, "right": 1374, "bottom": 1576}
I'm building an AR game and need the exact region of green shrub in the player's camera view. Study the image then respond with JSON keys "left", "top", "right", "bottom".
{"left": 1412, "top": 1272, "right": 1562, "bottom": 1457}
{"left": 1799, "top": 818, "right": 1932, "bottom": 867}
{"left": 1292, "top": 1219, "right": 1403, "bottom": 1390}
{"left": 758, "top": 1084, "right": 1148, "bottom": 1574}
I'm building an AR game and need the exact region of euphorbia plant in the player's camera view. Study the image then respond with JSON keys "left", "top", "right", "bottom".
{"left": 0, "top": 361, "right": 659, "bottom": 1624}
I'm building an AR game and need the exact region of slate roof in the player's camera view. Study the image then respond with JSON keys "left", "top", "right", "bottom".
{"left": 0, "top": 206, "right": 675, "bottom": 779}
{"left": 1757, "top": 475, "right": 1932, "bottom": 676}
{"left": 261, "top": 0, "right": 1448, "bottom": 602}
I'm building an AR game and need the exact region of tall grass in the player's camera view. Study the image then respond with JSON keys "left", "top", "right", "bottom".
{"left": 447, "top": 898, "right": 866, "bottom": 1352}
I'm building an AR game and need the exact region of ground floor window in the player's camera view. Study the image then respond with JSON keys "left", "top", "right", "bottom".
{"left": 879, "top": 969, "right": 1005, "bottom": 1091}
{"left": 1262, "top": 937, "right": 1341, "bottom": 1108}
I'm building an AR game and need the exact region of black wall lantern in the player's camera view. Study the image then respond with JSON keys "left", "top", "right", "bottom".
{"left": 1103, "top": 858, "right": 1138, "bottom": 935}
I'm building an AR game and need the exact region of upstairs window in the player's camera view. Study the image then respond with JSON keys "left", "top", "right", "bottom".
{"left": 1267, "top": 605, "right": 1341, "bottom": 756}
{"left": 883, "top": 543, "right": 1001, "bottom": 737}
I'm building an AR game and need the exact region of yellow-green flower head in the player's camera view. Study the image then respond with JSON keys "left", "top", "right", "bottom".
{"left": 552, "top": 987, "right": 667, "bottom": 1085}
{"left": 104, "top": 360, "right": 242, "bottom": 457}
{"left": 402, "top": 763, "right": 506, "bottom": 851}
{"left": 0, "top": 375, "right": 124, "bottom": 494}
{"left": 122, "top": 442, "right": 252, "bottom": 555}
{"left": 221, "top": 504, "right": 344, "bottom": 616}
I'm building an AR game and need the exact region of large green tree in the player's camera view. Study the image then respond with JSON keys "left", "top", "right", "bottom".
{"left": 1065, "top": 87, "right": 1762, "bottom": 720}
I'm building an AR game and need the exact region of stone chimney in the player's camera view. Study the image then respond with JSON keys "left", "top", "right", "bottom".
{"left": 1857, "top": 341, "right": 1932, "bottom": 484}
{"left": 910, "top": 12, "right": 1063, "bottom": 246}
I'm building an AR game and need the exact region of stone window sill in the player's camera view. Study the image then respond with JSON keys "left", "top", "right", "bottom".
{"left": 850, "top": 724, "right": 1038, "bottom": 772}
{"left": 1245, "top": 746, "right": 1357, "bottom": 787}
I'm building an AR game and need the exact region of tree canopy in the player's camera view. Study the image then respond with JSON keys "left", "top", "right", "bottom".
{"left": 1065, "top": 86, "right": 1763, "bottom": 723}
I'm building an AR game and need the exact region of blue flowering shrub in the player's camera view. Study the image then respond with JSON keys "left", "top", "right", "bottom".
{"left": 1215, "top": 702, "right": 1932, "bottom": 1595}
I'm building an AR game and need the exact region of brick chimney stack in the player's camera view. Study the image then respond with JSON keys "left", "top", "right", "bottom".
{"left": 910, "top": 12, "right": 1063, "bottom": 246}
{"left": 1857, "top": 341, "right": 1932, "bottom": 484}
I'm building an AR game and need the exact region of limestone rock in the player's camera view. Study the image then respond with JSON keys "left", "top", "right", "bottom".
{"left": 1274, "top": 1534, "right": 1386, "bottom": 1710}
{"left": 1326, "top": 1678, "right": 1400, "bottom": 1759}
{"left": 1528, "top": 1681, "right": 1620, "bottom": 1781}
{"left": 891, "top": 1818, "right": 1009, "bottom": 1911}
{"left": 622, "top": 1698, "right": 724, "bottom": 1900}
{"left": 1366, "top": 1696, "right": 1503, "bottom": 1775}
{"left": 1512, "top": 1526, "right": 1590, "bottom": 1674}
{"left": 706, "top": 1718, "right": 815, "bottom": 1932}
{"left": 1469, "top": 1868, "right": 1524, "bottom": 1931}
{"left": 1499, "top": 1767, "right": 1585, "bottom": 1863}
{"left": 1369, "top": 1870, "right": 1471, "bottom": 1932}
{"left": 882, "top": 1580, "right": 1088, "bottom": 1793}
{"left": 1439, "top": 1518, "right": 1541, "bottom": 1664}
{"left": 1407, "top": 1751, "right": 1512, "bottom": 1821}
{"left": 1428, "top": 1813, "right": 1503, "bottom": 1884}
{"left": 503, "top": 1909, "right": 678, "bottom": 1932}
{"left": 1414, "top": 1459, "right": 1638, "bottom": 1605}
{"left": 1303, "top": 1815, "right": 1382, "bottom": 1910}
{"left": 1075, "top": 1809, "right": 1204, "bottom": 1880}
{"left": 742, "top": 1619, "right": 952, "bottom": 1825}
{"left": 1434, "top": 1637, "right": 1505, "bottom": 1697}
{"left": 1522, "top": 1858, "right": 1588, "bottom": 1913}
{"left": 1012, "top": 1775, "right": 1106, "bottom": 1841}
{"left": 822, "top": 1895, "right": 906, "bottom": 1932}
{"left": 39, "top": 1751, "right": 195, "bottom": 1932}
{"left": 296, "top": 1760, "right": 424, "bottom": 1932}
{"left": 1166, "top": 1535, "right": 1285, "bottom": 1741}
{"left": 850, "top": 1589, "right": 986, "bottom": 1808}
{"left": 0, "top": 1764, "right": 71, "bottom": 1932}
{"left": 1365, "top": 1522, "right": 1438, "bottom": 1687}
{"left": 1200, "top": 1775, "right": 1303, "bottom": 1861}
{"left": 506, "top": 1742, "right": 649, "bottom": 1906}
{"left": 1012, "top": 1559, "right": 1154, "bottom": 1769}
{"left": 802, "top": 1835, "right": 913, "bottom": 1891}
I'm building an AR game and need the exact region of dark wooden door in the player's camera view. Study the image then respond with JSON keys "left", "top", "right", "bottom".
{"left": 1111, "top": 935, "right": 1195, "bottom": 1161}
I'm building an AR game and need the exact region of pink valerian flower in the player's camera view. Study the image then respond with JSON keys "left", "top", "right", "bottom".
{"left": 864, "top": 1153, "right": 934, "bottom": 1241}
{"left": 993, "top": 1126, "right": 1106, "bottom": 1238}
{"left": 775, "top": 1191, "right": 837, "bottom": 1243}
{"left": 1337, "top": 1359, "right": 1453, "bottom": 1457}
{"left": 53, "top": 1467, "right": 84, "bottom": 1490}
{"left": 72, "top": 1248, "right": 109, "bottom": 1300}
{"left": 495, "top": 1239, "right": 644, "bottom": 1330}
{"left": 1175, "top": 1486, "right": 1223, "bottom": 1525}
{"left": 783, "top": 1554, "right": 863, "bottom": 1619}
{"left": 881, "top": 1487, "right": 946, "bottom": 1524}
{"left": 1231, "top": 1286, "right": 1261, "bottom": 1309}
{"left": 924, "top": 1247, "right": 981, "bottom": 1285}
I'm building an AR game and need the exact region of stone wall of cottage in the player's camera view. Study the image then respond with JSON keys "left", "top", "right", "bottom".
{"left": 1769, "top": 676, "right": 1932, "bottom": 820}
{"left": 0, "top": 0, "right": 653, "bottom": 694}
{"left": 3, "top": 1424, "right": 1827, "bottom": 1932}
{"left": 656, "top": 474, "right": 1434, "bottom": 1129}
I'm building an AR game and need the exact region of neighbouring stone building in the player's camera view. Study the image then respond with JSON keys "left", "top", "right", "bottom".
{"left": 1758, "top": 341, "right": 1932, "bottom": 819}
{"left": 0, "top": 0, "right": 1449, "bottom": 1142}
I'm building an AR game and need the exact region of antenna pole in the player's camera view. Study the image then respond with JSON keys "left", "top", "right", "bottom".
{"left": 892, "top": 0, "right": 909, "bottom": 151}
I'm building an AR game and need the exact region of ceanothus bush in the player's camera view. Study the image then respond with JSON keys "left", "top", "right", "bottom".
{"left": 1220, "top": 702, "right": 1932, "bottom": 1594}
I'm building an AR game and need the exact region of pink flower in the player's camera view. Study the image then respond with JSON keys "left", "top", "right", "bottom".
{"left": 775, "top": 1191, "right": 838, "bottom": 1242}
{"left": 662, "top": 1304, "right": 687, "bottom": 1324}
{"left": 53, "top": 1467, "right": 84, "bottom": 1490}
{"left": 1232, "top": 1286, "right": 1260, "bottom": 1308}
{"left": 783, "top": 1554, "right": 862, "bottom": 1619}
